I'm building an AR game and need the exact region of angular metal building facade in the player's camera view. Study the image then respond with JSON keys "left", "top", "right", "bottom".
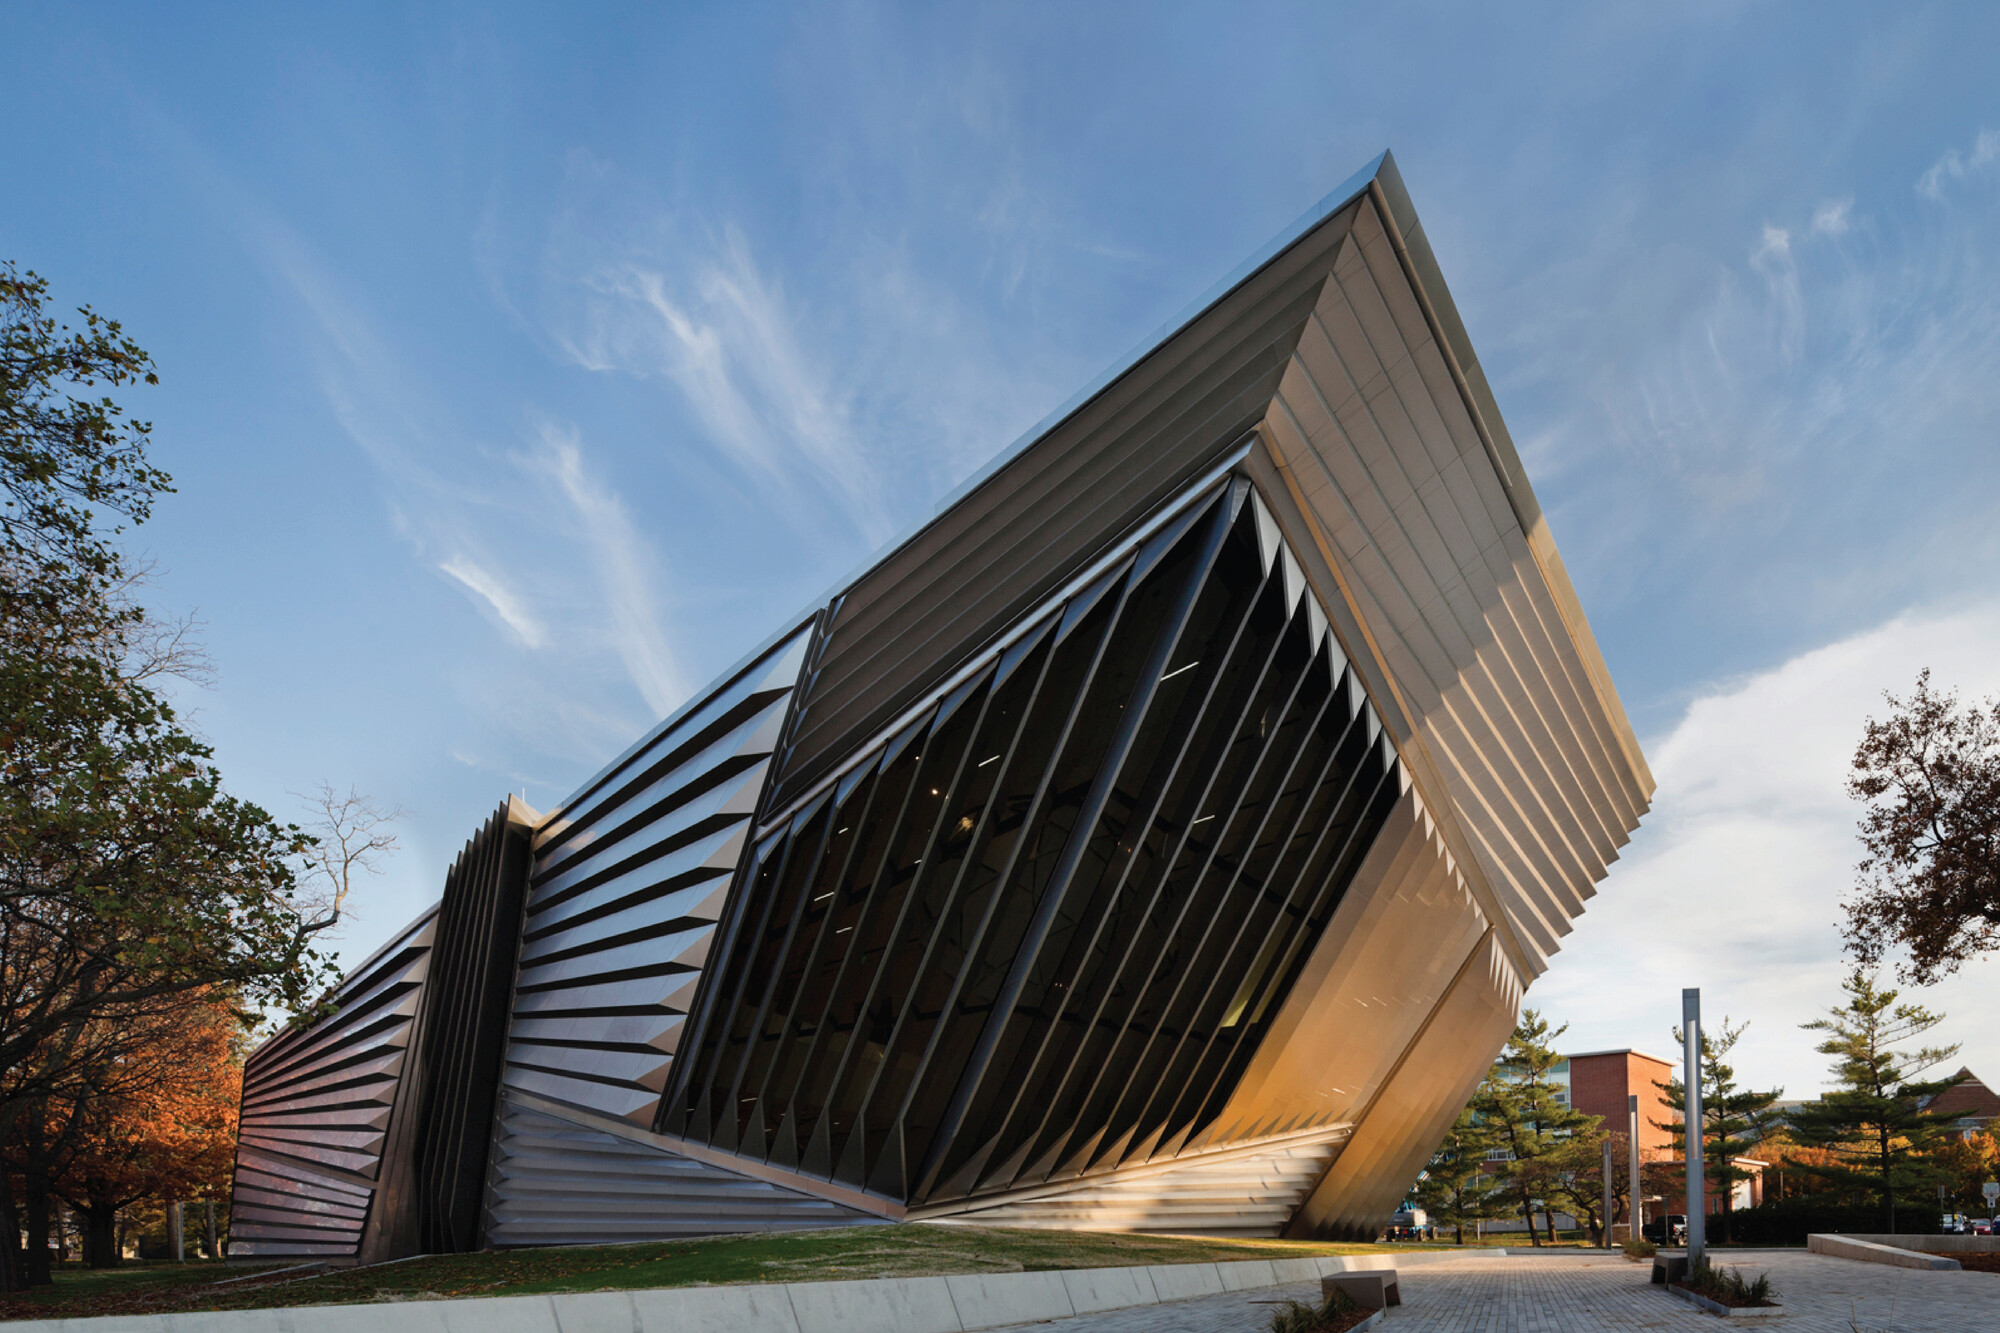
{"left": 227, "top": 152, "right": 1652, "bottom": 1258}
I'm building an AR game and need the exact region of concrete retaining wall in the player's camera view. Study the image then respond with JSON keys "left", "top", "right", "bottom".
{"left": 1807, "top": 1234, "right": 1960, "bottom": 1271}
{"left": 7, "top": 1250, "right": 1501, "bottom": 1333}
{"left": 1835, "top": 1233, "right": 2000, "bottom": 1254}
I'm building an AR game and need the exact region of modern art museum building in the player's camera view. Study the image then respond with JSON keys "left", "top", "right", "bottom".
{"left": 228, "top": 153, "right": 1653, "bottom": 1259}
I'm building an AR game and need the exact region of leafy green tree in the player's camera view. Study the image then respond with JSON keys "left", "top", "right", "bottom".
{"left": 1655, "top": 1016, "right": 1782, "bottom": 1243}
{"left": 0, "top": 262, "right": 170, "bottom": 589}
{"left": 1412, "top": 1098, "right": 1509, "bottom": 1243}
{"left": 0, "top": 264, "right": 334, "bottom": 1288}
{"left": 1786, "top": 970, "right": 1960, "bottom": 1233}
{"left": 1545, "top": 1126, "right": 1633, "bottom": 1246}
{"left": 1470, "top": 1010, "right": 1596, "bottom": 1246}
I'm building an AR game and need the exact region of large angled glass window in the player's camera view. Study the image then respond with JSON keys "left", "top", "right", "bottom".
{"left": 663, "top": 483, "right": 1399, "bottom": 1207}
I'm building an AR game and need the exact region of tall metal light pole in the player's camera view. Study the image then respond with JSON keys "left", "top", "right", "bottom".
{"left": 1601, "top": 1138, "right": 1614, "bottom": 1249}
{"left": 1628, "top": 1093, "right": 1643, "bottom": 1241}
{"left": 1684, "top": 988, "right": 1705, "bottom": 1266}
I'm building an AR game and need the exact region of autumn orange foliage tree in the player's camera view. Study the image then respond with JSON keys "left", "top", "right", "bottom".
{"left": 5, "top": 993, "right": 243, "bottom": 1272}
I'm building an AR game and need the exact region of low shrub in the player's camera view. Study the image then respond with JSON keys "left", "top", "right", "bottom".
{"left": 1621, "top": 1236, "right": 1657, "bottom": 1260}
{"left": 1679, "top": 1258, "right": 1777, "bottom": 1307}
{"left": 1268, "top": 1285, "right": 1366, "bottom": 1333}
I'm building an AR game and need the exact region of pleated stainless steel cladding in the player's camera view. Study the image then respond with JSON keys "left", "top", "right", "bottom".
{"left": 224, "top": 151, "right": 1652, "bottom": 1254}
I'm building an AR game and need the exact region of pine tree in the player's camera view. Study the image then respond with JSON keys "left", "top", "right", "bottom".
{"left": 1412, "top": 1098, "right": 1509, "bottom": 1243}
{"left": 1654, "top": 1016, "right": 1782, "bottom": 1243}
{"left": 1786, "top": 970, "right": 1960, "bottom": 1233}
{"left": 1469, "top": 1010, "right": 1595, "bottom": 1246}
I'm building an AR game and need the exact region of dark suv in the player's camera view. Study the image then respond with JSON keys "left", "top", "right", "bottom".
{"left": 1641, "top": 1215, "right": 1688, "bottom": 1245}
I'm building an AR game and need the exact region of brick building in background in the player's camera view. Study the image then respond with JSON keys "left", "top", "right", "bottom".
{"left": 1559, "top": 1049, "right": 1677, "bottom": 1160}
{"left": 1477, "top": 1047, "right": 1773, "bottom": 1239}
{"left": 1563, "top": 1047, "right": 1778, "bottom": 1226}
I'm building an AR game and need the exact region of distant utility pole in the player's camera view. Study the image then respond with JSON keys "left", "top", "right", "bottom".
{"left": 1628, "top": 1093, "right": 1642, "bottom": 1241}
{"left": 1684, "top": 988, "right": 1705, "bottom": 1265}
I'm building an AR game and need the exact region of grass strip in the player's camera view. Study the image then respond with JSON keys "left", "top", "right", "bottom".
{"left": 0, "top": 1224, "right": 1428, "bottom": 1320}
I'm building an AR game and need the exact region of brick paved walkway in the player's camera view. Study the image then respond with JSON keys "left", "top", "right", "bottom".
{"left": 985, "top": 1251, "right": 2000, "bottom": 1332}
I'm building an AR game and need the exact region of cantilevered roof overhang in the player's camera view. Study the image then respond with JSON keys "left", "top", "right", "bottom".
{"left": 755, "top": 149, "right": 1651, "bottom": 981}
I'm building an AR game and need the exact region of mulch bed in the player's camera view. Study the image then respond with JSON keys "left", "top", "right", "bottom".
{"left": 1953, "top": 1252, "right": 2000, "bottom": 1274}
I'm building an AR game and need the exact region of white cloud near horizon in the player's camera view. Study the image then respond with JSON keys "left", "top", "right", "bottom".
{"left": 1535, "top": 596, "right": 2000, "bottom": 1098}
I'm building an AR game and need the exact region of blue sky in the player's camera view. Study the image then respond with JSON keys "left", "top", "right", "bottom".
{"left": 4, "top": 3, "right": 1998, "bottom": 1096}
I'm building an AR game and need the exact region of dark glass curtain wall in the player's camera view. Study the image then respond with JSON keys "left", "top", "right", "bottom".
{"left": 662, "top": 484, "right": 1399, "bottom": 1206}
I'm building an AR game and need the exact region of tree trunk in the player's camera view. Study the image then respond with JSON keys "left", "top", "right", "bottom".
{"left": 1872, "top": 1120, "right": 1888, "bottom": 1232}
{"left": 21, "top": 1171, "right": 52, "bottom": 1286}
{"left": 81, "top": 1202, "right": 120, "bottom": 1269}
{"left": 204, "top": 1200, "right": 218, "bottom": 1260}
{"left": 0, "top": 1167, "right": 22, "bottom": 1292}
{"left": 1521, "top": 1192, "right": 1541, "bottom": 1245}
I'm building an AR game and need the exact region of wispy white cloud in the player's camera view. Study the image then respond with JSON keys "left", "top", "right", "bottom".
{"left": 1747, "top": 224, "right": 1803, "bottom": 368}
{"left": 1517, "top": 137, "right": 2000, "bottom": 673}
{"left": 234, "top": 196, "right": 689, "bottom": 764}
{"left": 439, "top": 555, "right": 546, "bottom": 648}
{"left": 527, "top": 422, "right": 685, "bottom": 715}
{"left": 1538, "top": 597, "right": 2000, "bottom": 1096}
{"left": 1810, "top": 197, "right": 1851, "bottom": 236}
{"left": 555, "top": 227, "right": 893, "bottom": 545}
{"left": 1917, "top": 127, "right": 2000, "bottom": 200}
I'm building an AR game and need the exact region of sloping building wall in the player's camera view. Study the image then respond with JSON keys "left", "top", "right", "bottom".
{"left": 498, "top": 628, "right": 816, "bottom": 1127}
{"left": 228, "top": 910, "right": 436, "bottom": 1258}
{"left": 484, "top": 1098, "right": 875, "bottom": 1246}
{"left": 925, "top": 1131, "right": 1348, "bottom": 1237}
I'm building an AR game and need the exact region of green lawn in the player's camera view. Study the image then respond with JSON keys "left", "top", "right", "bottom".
{"left": 0, "top": 1226, "right": 1418, "bottom": 1320}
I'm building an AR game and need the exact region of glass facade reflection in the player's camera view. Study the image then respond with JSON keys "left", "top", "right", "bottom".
{"left": 663, "top": 487, "right": 1398, "bottom": 1206}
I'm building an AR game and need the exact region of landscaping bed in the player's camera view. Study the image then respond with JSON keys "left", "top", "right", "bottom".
{"left": 1264, "top": 1285, "right": 1376, "bottom": 1333}
{"left": 0, "top": 1225, "right": 1405, "bottom": 1322}
{"left": 1666, "top": 1257, "right": 1780, "bottom": 1318}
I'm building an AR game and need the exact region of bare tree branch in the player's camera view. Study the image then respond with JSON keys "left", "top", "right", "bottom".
{"left": 292, "top": 783, "right": 405, "bottom": 938}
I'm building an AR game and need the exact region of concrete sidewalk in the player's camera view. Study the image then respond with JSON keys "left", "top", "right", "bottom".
{"left": 983, "top": 1250, "right": 2000, "bottom": 1332}
{"left": 0, "top": 1252, "right": 1475, "bottom": 1333}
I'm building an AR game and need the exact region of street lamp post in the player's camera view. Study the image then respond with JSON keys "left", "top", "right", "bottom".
{"left": 1628, "top": 1093, "right": 1642, "bottom": 1242}
{"left": 1684, "top": 988, "right": 1705, "bottom": 1267}
{"left": 1601, "top": 1137, "right": 1614, "bottom": 1249}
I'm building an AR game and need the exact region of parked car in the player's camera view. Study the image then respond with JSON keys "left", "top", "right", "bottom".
{"left": 1973, "top": 1218, "right": 1996, "bottom": 1236}
{"left": 1642, "top": 1215, "right": 1689, "bottom": 1245}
